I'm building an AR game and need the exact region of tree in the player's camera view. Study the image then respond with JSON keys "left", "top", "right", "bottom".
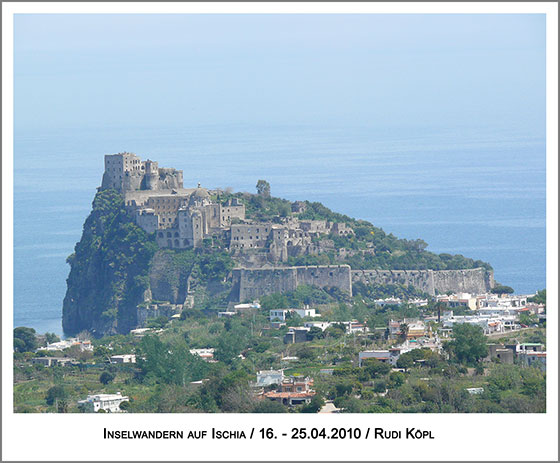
{"left": 388, "top": 371, "right": 406, "bottom": 388}
{"left": 306, "top": 326, "right": 325, "bottom": 341}
{"left": 528, "top": 289, "right": 546, "bottom": 305}
{"left": 100, "top": 371, "right": 115, "bottom": 385}
{"left": 396, "top": 354, "right": 414, "bottom": 371}
{"left": 297, "top": 346, "right": 317, "bottom": 361}
{"left": 373, "top": 380, "right": 387, "bottom": 393}
{"left": 362, "top": 358, "right": 391, "bottom": 379}
{"left": 146, "top": 315, "right": 168, "bottom": 329}
{"left": 138, "top": 335, "right": 209, "bottom": 386}
{"left": 448, "top": 324, "right": 488, "bottom": 365}
{"left": 65, "top": 344, "right": 93, "bottom": 362}
{"left": 94, "top": 345, "right": 112, "bottom": 361}
{"left": 398, "top": 323, "right": 409, "bottom": 343}
{"left": 45, "top": 332, "right": 60, "bottom": 344}
{"left": 334, "top": 396, "right": 363, "bottom": 412}
{"left": 325, "top": 324, "right": 345, "bottom": 339}
{"left": 252, "top": 400, "right": 287, "bottom": 413}
{"left": 57, "top": 398, "right": 69, "bottom": 413}
{"left": 13, "top": 338, "right": 26, "bottom": 352}
{"left": 300, "top": 394, "right": 324, "bottom": 413}
{"left": 256, "top": 180, "right": 271, "bottom": 197}
{"left": 46, "top": 385, "right": 67, "bottom": 407}
{"left": 396, "top": 349, "right": 426, "bottom": 370}
{"left": 491, "top": 285, "right": 514, "bottom": 294}
{"left": 519, "top": 312, "right": 538, "bottom": 326}
{"left": 334, "top": 382, "right": 353, "bottom": 397}
{"left": 119, "top": 401, "right": 131, "bottom": 411}
{"left": 14, "top": 327, "right": 38, "bottom": 352}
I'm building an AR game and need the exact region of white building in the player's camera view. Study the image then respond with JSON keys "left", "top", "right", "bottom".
{"left": 270, "top": 308, "right": 320, "bottom": 322}
{"left": 443, "top": 313, "right": 519, "bottom": 334}
{"left": 437, "top": 293, "right": 478, "bottom": 310}
{"left": 234, "top": 301, "right": 261, "bottom": 311}
{"left": 340, "top": 320, "right": 368, "bottom": 334}
{"left": 477, "top": 305, "right": 519, "bottom": 317}
{"left": 409, "top": 298, "right": 429, "bottom": 307}
{"left": 110, "top": 354, "right": 136, "bottom": 364}
{"left": 270, "top": 309, "right": 289, "bottom": 322}
{"left": 303, "top": 321, "right": 331, "bottom": 331}
{"left": 478, "top": 294, "right": 528, "bottom": 308}
{"left": 256, "top": 370, "right": 284, "bottom": 387}
{"left": 39, "top": 338, "right": 93, "bottom": 352}
{"left": 359, "top": 336, "right": 442, "bottom": 367}
{"left": 217, "top": 311, "right": 236, "bottom": 318}
{"left": 78, "top": 392, "right": 129, "bottom": 413}
{"left": 189, "top": 348, "right": 215, "bottom": 361}
{"left": 374, "top": 297, "right": 402, "bottom": 307}
{"left": 292, "top": 307, "right": 319, "bottom": 318}
{"left": 466, "top": 387, "right": 484, "bottom": 395}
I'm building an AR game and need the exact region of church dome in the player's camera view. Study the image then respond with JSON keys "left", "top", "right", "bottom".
{"left": 189, "top": 186, "right": 210, "bottom": 205}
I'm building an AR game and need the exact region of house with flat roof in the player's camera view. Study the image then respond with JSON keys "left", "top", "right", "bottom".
{"left": 32, "top": 357, "right": 75, "bottom": 367}
{"left": 283, "top": 327, "right": 310, "bottom": 344}
{"left": 78, "top": 392, "right": 129, "bottom": 413}
{"left": 110, "top": 354, "right": 136, "bottom": 364}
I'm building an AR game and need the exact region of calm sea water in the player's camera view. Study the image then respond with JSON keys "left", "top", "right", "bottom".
{"left": 13, "top": 124, "right": 546, "bottom": 336}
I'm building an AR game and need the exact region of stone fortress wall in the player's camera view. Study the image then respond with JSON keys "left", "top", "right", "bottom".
{"left": 351, "top": 267, "right": 494, "bottom": 296}
{"left": 231, "top": 265, "right": 353, "bottom": 301}
{"left": 232, "top": 266, "right": 492, "bottom": 301}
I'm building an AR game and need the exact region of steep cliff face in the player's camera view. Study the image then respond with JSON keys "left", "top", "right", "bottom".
{"left": 148, "top": 248, "right": 235, "bottom": 305}
{"left": 62, "top": 190, "right": 158, "bottom": 336}
{"left": 63, "top": 187, "right": 496, "bottom": 336}
{"left": 63, "top": 192, "right": 235, "bottom": 337}
{"left": 148, "top": 250, "right": 192, "bottom": 304}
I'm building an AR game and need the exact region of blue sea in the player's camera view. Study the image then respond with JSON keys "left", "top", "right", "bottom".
{"left": 13, "top": 123, "right": 546, "bottom": 336}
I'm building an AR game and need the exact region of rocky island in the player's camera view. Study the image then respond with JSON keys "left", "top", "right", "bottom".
{"left": 62, "top": 153, "right": 494, "bottom": 337}
{"left": 15, "top": 153, "right": 545, "bottom": 415}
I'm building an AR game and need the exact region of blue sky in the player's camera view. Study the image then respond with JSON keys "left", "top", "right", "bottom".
{"left": 14, "top": 14, "right": 545, "bottom": 132}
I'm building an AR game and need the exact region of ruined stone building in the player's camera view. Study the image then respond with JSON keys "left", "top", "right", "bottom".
{"left": 101, "top": 153, "right": 359, "bottom": 257}
{"left": 101, "top": 152, "right": 245, "bottom": 249}
{"left": 102, "top": 152, "right": 184, "bottom": 192}
{"left": 99, "top": 153, "right": 494, "bottom": 301}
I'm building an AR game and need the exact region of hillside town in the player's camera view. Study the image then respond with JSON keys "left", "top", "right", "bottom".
{"left": 15, "top": 286, "right": 546, "bottom": 413}
{"left": 12, "top": 153, "right": 546, "bottom": 414}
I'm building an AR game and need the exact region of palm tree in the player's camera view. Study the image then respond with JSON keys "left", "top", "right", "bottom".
{"left": 399, "top": 323, "right": 409, "bottom": 343}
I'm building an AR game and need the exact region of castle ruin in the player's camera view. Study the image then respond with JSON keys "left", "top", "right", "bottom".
{"left": 101, "top": 152, "right": 355, "bottom": 259}
{"left": 100, "top": 153, "right": 494, "bottom": 301}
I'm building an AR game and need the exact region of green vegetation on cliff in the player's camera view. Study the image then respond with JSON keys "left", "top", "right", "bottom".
{"left": 63, "top": 187, "right": 491, "bottom": 337}
{"left": 223, "top": 190, "right": 492, "bottom": 271}
{"left": 63, "top": 190, "right": 236, "bottom": 336}
{"left": 259, "top": 284, "right": 349, "bottom": 310}
{"left": 296, "top": 200, "right": 492, "bottom": 271}
{"left": 63, "top": 189, "right": 158, "bottom": 336}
